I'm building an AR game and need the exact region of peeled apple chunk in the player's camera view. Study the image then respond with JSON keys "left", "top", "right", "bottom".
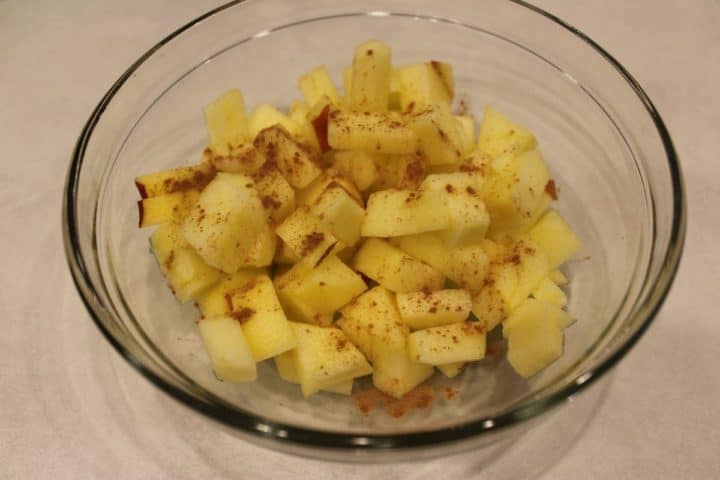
{"left": 204, "top": 89, "right": 249, "bottom": 155}
{"left": 407, "top": 322, "right": 486, "bottom": 365}
{"left": 289, "top": 322, "right": 373, "bottom": 397}
{"left": 477, "top": 106, "right": 537, "bottom": 159}
{"left": 528, "top": 210, "right": 583, "bottom": 269}
{"left": 353, "top": 238, "right": 445, "bottom": 293}
{"left": 182, "top": 173, "right": 275, "bottom": 272}
{"left": 503, "top": 298, "right": 571, "bottom": 377}
{"left": 198, "top": 316, "right": 257, "bottom": 382}
{"left": 361, "top": 189, "right": 449, "bottom": 237}
{"left": 396, "top": 289, "right": 472, "bottom": 330}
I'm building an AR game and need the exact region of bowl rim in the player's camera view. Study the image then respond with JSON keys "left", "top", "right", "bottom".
{"left": 62, "top": 0, "right": 687, "bottom": 452}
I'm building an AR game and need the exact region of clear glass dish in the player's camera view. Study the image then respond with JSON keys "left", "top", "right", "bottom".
{"left": 62, "top": 0, "right": 686, "bottom": 462}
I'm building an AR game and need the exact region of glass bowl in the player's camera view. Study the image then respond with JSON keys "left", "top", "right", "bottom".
{"left": 62, "top": 0, "right": 686, "bottom": 462}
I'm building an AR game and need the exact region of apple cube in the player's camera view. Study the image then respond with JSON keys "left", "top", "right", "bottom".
{"left": 273, "top": 351, "right": 353, "bottom": 395}
{"left": 289, "top": 323, "right": 373, "bottom": 397}
{"left": 362, "top": 189, "right": 449, "bottom": 237}
{"left": 293, "top": 255, "right": 367, "bottom": 314}
{"left": 196, "top": 268, "right": 265, "bottom": 317}
{"left": 528, "top": 210, "right": 583, "bottom": 269}
{"left": 404, "top": 103, "right": 464, "bottom": 166}
{"left": 489, "top": 237, "right": 550, "bottom": 310}
{"left": 295, "top": 167, "right": 362, "bottom": 206}
{"left": 248, "top": 103, "right": 302, "bottom": 140}
{"left": 135, "top": 162, "right": 215, "bottom": 198}
{"left": 251, "top": 161, "right": 295, "bottom": 223}
{"left": 372, "top": 334, "right": 434, "bottom": 399}
{"left": 307, "top": 185, "right": 365, "bottom": 247}
{"left": 396, "top": 289, "right": 472, "bottom": 330}
{"left": 353, "top": 239, "right": 445, "bottom": 293}
{"left": 471, "top": 285, "right": 506, "bottom": 332}
{"left": 394, "top": 61, "right": 454, "bottom": 110}
{"left": 444, "top": 245, "right": 491, "bottom": 294}
{"left": 204, "top": 89, "right": 249, "bottom": 156}
{"left": 332, "top": 150, "right": 380, "bottom": 191}
{"left": 273, "top": 263, "right": 334, "bottom": 327}
{"left": 204, "top": 143, "right": 266, "bottom": 175}
{"left": 182, "top": 173, "right": 274, "bottom": 272}
{"left": 483, "top": 149, "right": 552, "bottom": 235}
{"left": 198, "top": 316, "right": 257, "bottom": 382}
{"left": 225, "top": 274, "right": 297, "bottom": 361}
{"left": 389, "top": 232, "right": 448, "bottom": 272}
{"left": 503, "top": 298, "right": 569, "bottom": 377}
{"left": 299, "top": 65, "right": 341, "bottom": 107}
{"left": 275, "top": 207, "right": 344, "bottom": 267}
{"left": 407, "top": 322, "right": 486, "bottom": 365}
{"left": 274, "top": 238, "right": 300, "bottom": 265}
{"left": 327, "top": 110, "right": 419, "bottom": 155}
{"left": 253, "top": 125, "right": 322, "bottom": 189}
{"left": 138, "top": 189, "right": 199, "bottom": 227}
{"left": 349, "top": 40, "right": 392, "bottom": 112}
{"left": 477, "top": 106, "right": 537, "bottom": 159}
{"left": 422, "top": 173, "right": 490, "bottom": 246}
{"left": 532, "top": 277, "right": 568, "bottom": 307}
{"left": 150, "top": 222, "right": 222, "bottom": 302}
{"left": 337, "top": 286, "right": 408, "bottom": 362}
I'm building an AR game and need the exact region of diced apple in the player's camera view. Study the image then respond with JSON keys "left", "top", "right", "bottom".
{"left": 477, "top": 106, "right": 537, "bottom": 159}
{"left": 389, "top": 232, "right": 448, "bottom": 272}
{"left": 298, "top": 65, "right": 341, "bottom": 107}
{"left": 198, "top": 316, "right": 257, "bottom": 382}
{"left": 138, "top": 190, "right": 199, "bottom": 227}
{"left": 404, "top": 103, "right": 464, "bottom": 166}
{"left": 327, "top": 110, "right": 418, "bottom": 154}
{"left": 204, "top": 143, "right": 266, "bottom": 175}
{"left": 489, "top": 237, "right": 550, "bottom": 309}
{"left": 273, "top": 351, "right": 353, "bottom": 395}
{"left": 248, "top": 103, "right": 302, "bottom": 140}
{"left": 421, "top": 173, "right": 490, "bottom": 246}
{"left": 337, "top": 286, "right": 408, "bottom": 361}
{"left": 225, "top": 274, "right": 296, "bottom": 361}
{"left": 394, "top": 61, "right": 454, "bottom": 110}
{"left": 471, "top": 285, "right": 506, "bottom": 332}
{"left": 437, "top": 362, "right": 465, "bottom": 379}
{"left": 274, "top": 238, "right": 300, "bottom": 265}
{"left": 445, "top": 245, "right": 491, "bottom": 293}
{"left": 196, "top": 268, "right": 265, "bottom": 317}
{"left": 332, "top": 150, "right": 380, "bottom": 191}
{"left": 407, "top": 322, "right": 486, "bottom": 365}
{"left": 251, "top": 161, "right": 295, "bottom": 224}
{"left": 395, "top": 153, "right": 426, "bottom": 190}
{"left": 293, "top": 255, "right": 367, "bottom": 314}
{"left": 295, "top": 167, "right": 362, "bottom": 206}
{"left": 289, "top": 323, "right": 372, "bottom": 397}
{"left": 372, "top": 335, "right": 434, "bottom": 399}
{"left": 135, "top": 163, "right": 215, "bottom": 198}
{"left": 307, "top": 185, "right": 365, "bottom": 247}
{"left": 532, "top": 277, "right": 568, "bottom": 307}
{"left": 273, "top": 262, "right": 334, "bottom": 326}
{"left": 483, "top": 149, "right": 552, "bottom": 235}
{"left": 362, "top": 189, "right": 449, "bottom": 237}
{"left": 204, "top": 89, "right": 249, "bottom": 156}
{"left": 253, "top": 125, "right": 322, "bottom": 189}
{"left": 151, "top": 222, "right": 222, "bottom": 302}
{"left": 182, "top": 173, "right": 274, "bottom": 272}
{"left": 396, "top": 289, "right": 472, "bottom": 330}
{"left": 349, "top": 40, "right": 391, "bottom": 112}
{"left": 353, "top": 239, "right": 445, "bottom": 293}
{"left": 503, "top": 298, "right": 568, "bottom": 377}
{"left": 275, "top": 207, "right": 344, "bottom": 267}
{"left": 528, "top": 210, "right": 583, "bottom": 269}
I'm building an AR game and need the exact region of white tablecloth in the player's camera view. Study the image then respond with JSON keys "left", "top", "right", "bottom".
{"left": 2, "top": 1, "right": 718, "bottom": 478}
